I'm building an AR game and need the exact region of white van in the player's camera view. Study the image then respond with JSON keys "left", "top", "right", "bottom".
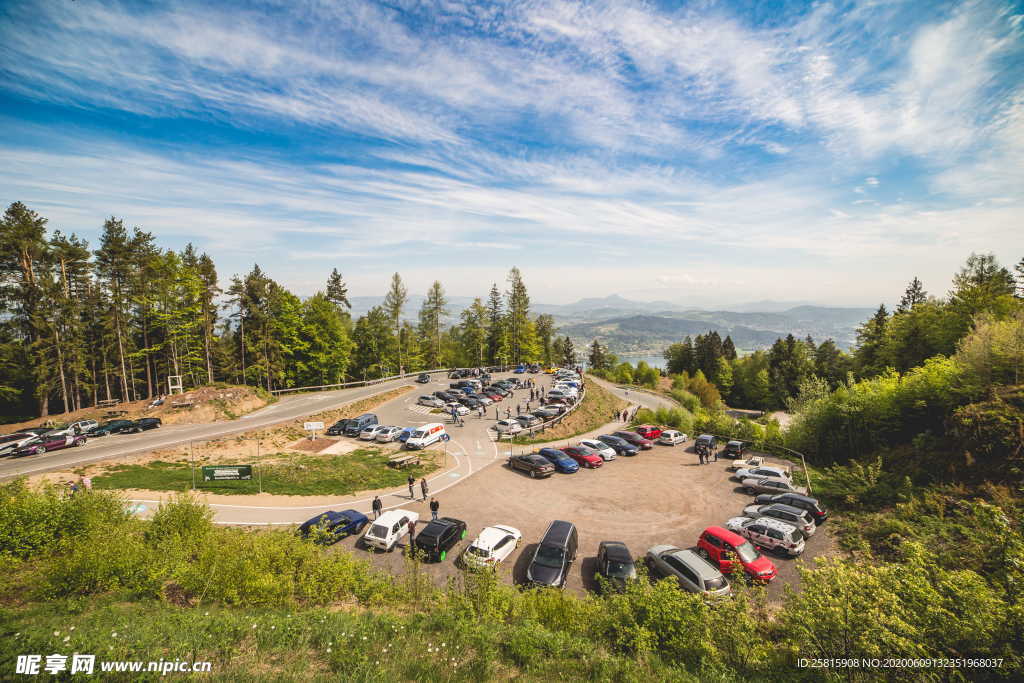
{"left": 404, "top": 422, "right": 447, "bottom": 450}
{"left": 362, "top": 509, "right": 419, "bottom": 551}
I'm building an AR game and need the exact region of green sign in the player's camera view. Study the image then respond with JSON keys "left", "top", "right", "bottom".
{"left": 202, "top": 465, "right": 253, "bottom": 481}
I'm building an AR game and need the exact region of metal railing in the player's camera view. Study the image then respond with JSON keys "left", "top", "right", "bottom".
{"left": 269, "top": 366, "right": 521, "bottom": 395}
{"left": 496, "top": 381, "right": 587, "bottom": 441}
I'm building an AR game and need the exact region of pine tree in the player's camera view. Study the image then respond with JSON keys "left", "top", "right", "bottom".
{"left": 485, "top": 283, "right": 504, "bottom": 365}
{"left": 1015, "top": 257, "right": 1024, "bottom": 298}
{"left": 326, "top": 268, "right": 351, "bottom": 310}
{"left": 383, "top": 273, "right": 408, "bottom": 373}
{"left": 722, "top": 335, "right": 737, "bottom": 360}
{"left": 417, "top": 280, "right": 448, "bottom": 368}
{"left": 535, "top": 314, "right": 555, "bottom": 365}
{"left": 504, "top": 267, "right": 537, "bottom": 365}
{"left": 854, "top": 304, "right": 890, "bottom": 378}
{"left": 897, "top": 277, "right": 927, "bottom": 312}
{"left": 457, "top": 298, "right": 488, "bottom": 368}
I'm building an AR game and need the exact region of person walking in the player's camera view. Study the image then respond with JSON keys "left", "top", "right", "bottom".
{"left": 698, "top": 449, "right": 705, "bottom": 465}
{"left": 429, "top": 497, "right": 439, "bottom": 520}
{"left": 420, "top": 477, "right": 429, "bottom": 501}
{"left": 407, "top": 518, "right": 416, "bottom": 543}
{"left": 407, "top": 474, "right": 415, "bottom": 499}
{"left": 372, "top": 495, "right": 383, "bottom": 519}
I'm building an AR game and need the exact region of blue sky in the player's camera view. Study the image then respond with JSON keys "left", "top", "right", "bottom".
{"left": 1, "top": 0, "right": 1022, "bottom": 306}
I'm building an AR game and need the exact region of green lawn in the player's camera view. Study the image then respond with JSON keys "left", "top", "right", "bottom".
{"left": 91, "top": 448, "right": 439, "bottom": 496}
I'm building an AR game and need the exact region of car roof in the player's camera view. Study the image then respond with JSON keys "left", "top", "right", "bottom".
{"left": 601, "top": 541, "right": 633, "bottom": 563}
{"left": 539, "top": 447, "right": 566, "bottom": 456}
{"left": 765, "top": 503, "right": 807, "bottom": 516}
{"left": 542, "top": 520, "right": 575, "bottom": 545}
{"left": 375, "top": 509, "right": 413, "bottom": 524}
{"left": 475, "top": 525, "right": 516, "bottom": 548}
{"left": 419, "top": 517, "right": 461, "bottom": 536}
{"left": 704, "top": 525, "right": 746, "bottom": 546}
{"left": 672, "top": 549, "right": 722, "bottom": 579}
{"left": 749, "top": 516, "right": 800, "bottom": 533}
{"left": 774, "top": 492, "right": 819, "bottom": 505}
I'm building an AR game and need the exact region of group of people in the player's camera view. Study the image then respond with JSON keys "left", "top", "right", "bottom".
{"left": 370, "top": 488, "right": 443, "bottom": 543}
{"left": 696, "top": 445, "right": 718, "bottom": 465}
{"left": 66, "top": 475, "right": 92, "bottom": 496}
{"left": 616, "top": 406, "right": 639, "bottom": 422}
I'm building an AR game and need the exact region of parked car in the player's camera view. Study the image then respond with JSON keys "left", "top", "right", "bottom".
{"left": 726, "top": 517, "right": 805, "bottom": 557}
{"left": 531, "top": 407, "right": 559, "bottom": 419}
{"left": 418, "top": 395, "right": 445, "bottom": 408}
{"left": 471, "top": 393, "right": 493, "bottom": 406}
{"left": 562, "top": 445, "right": 604, "bottom": 468}
{"left": 459, "top": 396, "right": 482, "bottom": 409}
{"left": 127, "top": 417, "right": 161, "bottom": 433}
{"left": 646, "top": 545, "right": 732, "bottom": 597}
{"left": 461, "top": 525, "right": 522, "bottom": 568}
{"left": 742, "top": 503, "right": 817, "bottom": 537}
{"left": 48, "top": 419, "right": 100, "bottom": 436}
{"left": 741, "top": 477, "right": 807, "bottom": 496}
{"left": 754, "top": 492, "right": 829, "bottom": 524}
{"left": 537, "top": 448, "right": 580, "bottom": 474}
{"left": 298, "top": 509, "right": 369, "bottom": 544}
{"left": 413, "top": 517, "right": 468, "bottom": 562}
{"left": 657, "top": 430, "right": 687, "bottom": 446}
{"left": 507, "top": 453, "right": 556, "bottom": 478}
{"left": 547, "top": 390, "right": 571, "bottom": 401}
{"left": 89, "top": 419, "right": 136, "bottom": 436}
{"left": 526, "top": 520, "right": 578, "bottom": 588}
{"left": 734, "top": 465, "right": 791, "bottom": 483}
{"left": 634, "top": 425, "right": 663, "bottom": 440}
{"left": 484, "top": 391, "right": 503, "bottom": 402}
{"left": 21, "top": 427, "right": 53, "bottom": 436}
{"left": 342, "top": 413, "right": 378, "bottom": 437}
{"left": 578, "top": 438, "right": 616, "bottom": 461}
{"left": 326, "top": 419, "right": 350, "bottom": 436}
{"left": 597, "top": 434, "right": 639, "bottom": 456}
{"left": 362, "top": 509, "right": 419, "bottom": 552}
{"left": 697, "top": 526, "right": 777, "bottom": 582}
{"left": 726, "top": 455, "right": 764, "bottom": 472}
{"left": 515, "top": 414, "right": 542, "bottom": 428}
{"left": 405, "top": 423, "right": 447, "bottom": 450}
{"left": 397, "top": 427, "right": 416, "bottom": 443}
{"left": 12, "top": 432, "right": 87, "bottom": 456}
{"left": 445, "top": 402, "right": 469, "bottom": 416}
{"left": 613, "top": 431, "right": 653, "bottom": 450}
{"left": 495, "top": 419, "right": 523, "bottom": 435}
{"left": 595, "top": 541, "right": 637, "bottom": 591}
{"left": 694, "top": 434, "right": 717, "bottom": 455}
{"left": 0, "top": 432, "right": 42, "bottom": 456}
{"left": 724, "top": 440, "right": 749, "bottom": 458}
{"left": 416, "top": 373, "right": 431, "bottom": 383}
{"left": 359, "top": 424, "right": 389, "bottom": 441}
{"left": 374, "top": 426, "right": 403, "bottom": 443}
{"left": 514, "top": 365, "right": 526, "bottom": 374}
{"left": 434, "top": 390, "right": 460, "bottom": 402}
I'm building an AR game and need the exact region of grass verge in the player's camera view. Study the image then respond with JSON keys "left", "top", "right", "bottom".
{"left": 90, "top": 447, "right": 441, "bottom": 496}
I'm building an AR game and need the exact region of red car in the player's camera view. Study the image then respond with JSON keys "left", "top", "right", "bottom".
{"left": 485, "top": 392, "right": 503, "bottom": 402}
{"left": 12, "top": 432, "right": 88, "bottom": 456}
{"left": 613, "top": 430, "right": 653, "bottom": 450}
{"left": 562, "top": 446, "right": 603, "bottom": 468}
{"left": 697, "top": 526, "right": 777, "bottom": 582}
{"left": 634, "top": 425, "right": 663, "bottom": 440}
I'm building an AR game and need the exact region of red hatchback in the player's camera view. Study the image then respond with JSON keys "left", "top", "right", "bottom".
{"left": 562, "top": 446, "right": 603, "bottom": 468}
{"left": 697, "top": 526, "right": 777, "bottom": 582}
{"left": 634, "top": 425, "right": 663, "bottom": 440}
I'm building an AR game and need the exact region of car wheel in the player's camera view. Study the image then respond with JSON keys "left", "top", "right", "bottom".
{"left": 77, "top": 438, "right": 87, "bottom": 446}
{"left": 34, "top": 446, "right": 46, "bottom": 454}
{"left": 529, "top": 469, "right": 537, "bottom": 478}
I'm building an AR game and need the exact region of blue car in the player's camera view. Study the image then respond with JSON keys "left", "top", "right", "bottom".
{"left": 538, "top": 448, "right": 579, "bottom": 474}
{"left": 298, "top": 509, "right": 369, "bottom": 544}
{"left": 514, "top": 365, "right": 527, "bottom": 373}
{"left": 398, "top": 427, "right": 415, "bottom": 443}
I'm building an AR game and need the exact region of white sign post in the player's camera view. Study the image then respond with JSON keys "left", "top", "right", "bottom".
{"left": 304, "top": 421, "right": 324, "bottom": 441}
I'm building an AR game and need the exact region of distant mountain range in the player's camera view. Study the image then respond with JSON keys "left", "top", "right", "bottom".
{"left": 344, "top": 293, "right": 872, "bottom": 354}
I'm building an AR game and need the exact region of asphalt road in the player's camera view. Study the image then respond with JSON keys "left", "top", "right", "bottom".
{"left": 0, "top": 377, "right": 418, "bottom": 481}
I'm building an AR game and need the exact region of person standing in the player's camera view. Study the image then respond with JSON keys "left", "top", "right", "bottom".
{"left": 429, "top": 497, "right": 439, "bottom": 520}
{"left": 420, "top": 477, "right": 429, "bottom": 501}
{"left": 407, "top": 474, "right": 415, "bottom": 499}
{"left": 81, "top": 475, "right": 92, "bottom": 492}
{"left": 698, "top": 449, "right": 705, "bottom": 465}
{"left": 372, "top": 495, "right": 383, "bottom": 519}
{"left": 407, "top": 518, "right": 416, "bottom": 543}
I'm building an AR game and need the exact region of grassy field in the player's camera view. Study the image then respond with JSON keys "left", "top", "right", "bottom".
{"left": 511, "top": 376, "right": 626, "bottom": 445}
{"left": 91, "top": 448, "right": 441, "bottom": 496}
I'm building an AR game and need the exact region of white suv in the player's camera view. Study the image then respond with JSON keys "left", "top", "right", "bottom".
{"left": 741, "top": 503, "right": 816, "bottom": 538}
{"left": 362, "top": 510, "right": 419, "bottom": 551}
{"left": 726, "top": 516, "right": 805, "bottom": 557}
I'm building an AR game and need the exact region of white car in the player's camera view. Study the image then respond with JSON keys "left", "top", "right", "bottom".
{"left": 362, "top": 509, "right": 419, "bottom": 551}
{"left": 359, "top": 424, "right": 388, "bottom": 441}
{"left": 726, "top": 455, "right": 764, "bottom": 472}
{"left": 742, "top": 503, "right": 816, "bottom": 537}
{"left": 48, "top": 419, "right": 100, "bottom": 437}
{"left": 734, "top": 465, "right": 791, "bottom": 483}
{"left": 546, "top": 390, "right": 570, "bottom": 401}
{"left": 578, "top": 438, "right": 616, "bottom": 461}
{"left": 657, "top": 430, "right": 687, "bottom": 446}
{"left": 417, "top": 395, "right": 445, "bottom": 408}
{"left": 474, "top": 394, "right": 493, "bottom": 406}
{"left": 445, "top": 402, "right": 470, "bottom": 416}
{"left": 461, "top": 525, "right": 522, "bottom": 568}
{"left": 374, "top": 426, "right": 403, "bottom": 443}
{"left": 726, "top": 516, "right": 805, "bottom": 557}
{"left": 494, "top": 419, "right": 523, "bottom": 434}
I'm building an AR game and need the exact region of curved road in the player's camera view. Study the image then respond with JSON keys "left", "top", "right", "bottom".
{"left": 587, "top": 375, "right": 677, "bottom": 413}
{"left": 0, "top": 377, "right": 418, "bottom": 481}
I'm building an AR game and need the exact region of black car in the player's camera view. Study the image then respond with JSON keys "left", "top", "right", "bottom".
{"left": 532, "top": 407, "right": 559, "bottom": 419}
{"left": 596, "top": 541, "right": 637, "bottom": 592}
{"left": 508, "top": 453, "right": 555, "bottom": 478}
{"left": 527, "top": 520, "right": 578, "bottom": 588}
{"left": 597, "top": 434, "right": 639, "bottom": 456}
{"left": 725, "top": 440, "right": 749, "bottom": 458}
{"left": 613, "top": 431, "right": 653, "bottom": 450}
{"left": 412, "top": 517, "right": 468, "bottom": 561}
{"left": 459, "top": 396, "right": 481, "bottom": 409}
{"left": 434, "top": 390, "right": 459, "bottom": 402}
{"left": 486, "top": 386, "right": 510, "bottom": 397}
{"left": 416, "top": 373, "right": 431, "bottom": 383}
{"left": 755, "top": 492, "right": 829, "bottom": 524}
{"left": 90, "top": 419, "right": 136, "bottom": 436}
{"left": 298, "top": 509, "right": 369, "bottom": 544}
{"left": 326, "top": 419, "right": 352, "bottom": 436}
{"left": 127, "top": 417, "right": 161, "bottom": 433}
{"left": 515, "top": 414, "right": 542, "bottom": 427}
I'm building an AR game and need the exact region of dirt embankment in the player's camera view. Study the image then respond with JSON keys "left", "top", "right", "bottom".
{"left": 517, "top": 376, "right": 627, "bottom": 443}
{"left": 5, "top": 385, "right": 272, "bottom": 433}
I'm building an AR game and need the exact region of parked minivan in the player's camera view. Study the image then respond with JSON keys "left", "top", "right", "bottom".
{"left": 342, "top": 413, "right": 378, "bottom": 437}
{"left": 404, "top": 422, "right": 447, "bottom": 450}
{"left": 526, "top": 520, "right": 578, "bottom": 588}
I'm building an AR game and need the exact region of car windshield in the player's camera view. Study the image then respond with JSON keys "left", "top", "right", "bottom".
{"left": 735, "top": 541, "right": 759, "bottom": 563}
{"left": 368, "top": 524, "right": 388, "bottom": 539}
{"left": 533, "top": 544, "right": 565, "bottom": 568}
{"left": 411, "top": 430, "right": 426, "bottom": 439}
{"left": 704, "top": 576, "right": 728, "bottom": 591}
{"left": 605, "top": 561, "right": 634, "bottom": 579}
{"left": 468, "top": 546, "right": 490, "bottom": 558}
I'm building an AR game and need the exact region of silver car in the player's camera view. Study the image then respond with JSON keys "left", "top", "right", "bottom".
{"left": 645, "top": 545, "right": 731, "bottom": 597}
{"left": 741, "top": 477, "right": 807, "bottom": 496}
{"left": 417, "top": 395, "right": 445, "bottom": 408}
{"left": 741, "top": 503, "right": 816, "bottom": 537}
{"left": 726, "top": 516, "right": 805, "bottom": 556}
{"left": 733, "top": 465, "right": 791, "bottom": 482}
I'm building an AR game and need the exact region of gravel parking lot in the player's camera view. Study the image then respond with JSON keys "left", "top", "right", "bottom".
{"left": 330, "top": 438, "right": 834, "bottom": 599}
